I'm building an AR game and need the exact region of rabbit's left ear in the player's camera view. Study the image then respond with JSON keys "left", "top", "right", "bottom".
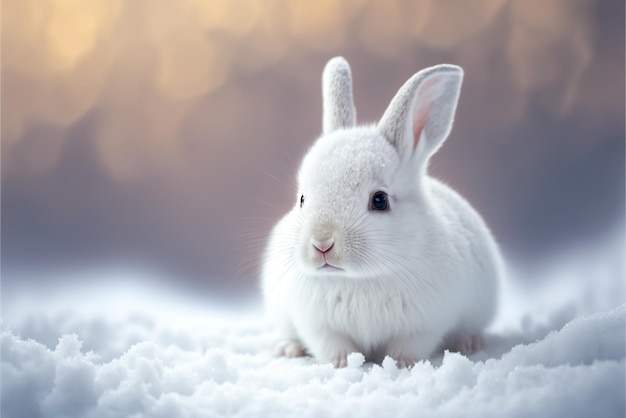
{"left": 322, "top": 57, "right": 356, "bottom": 134}
{"left": 378, "top": 65, "right": 463, "bottom": 169}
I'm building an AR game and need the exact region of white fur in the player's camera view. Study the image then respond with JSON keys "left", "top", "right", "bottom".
{"left": 262, "top": 57, "right": 503, "bottom": 368}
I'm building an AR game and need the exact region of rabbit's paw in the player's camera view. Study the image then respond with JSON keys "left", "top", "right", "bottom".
{"left": 451, "top": 334, "right": 484, "bottom": 355}
{"left": 387, "top": 333, "right": 438, "bottom": 368}
{"left": 309, "top": 334, "right": 356, "bottom": 368}
{"left": 276, "top": 339, "right": 306, "bottom": 358}
{"left": 332, "top": 356, "right": 349, "bottom": 368}
{"left": 395, "top": 358, "right": 417, "bottom": 369}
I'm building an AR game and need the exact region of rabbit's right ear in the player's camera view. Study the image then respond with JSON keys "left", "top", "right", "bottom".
{"left": 322, "top": 57, "right": 356, "bottom": 134}
{"left": 378, "top": 65, "right": 463, "bottom": 171}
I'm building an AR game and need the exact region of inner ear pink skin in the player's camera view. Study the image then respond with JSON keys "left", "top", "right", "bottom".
{"left": 412, "top": 103, "right": 430, "bottom": 150}
{"left": 411, "top": 76, "right": 441, "bottom": 150}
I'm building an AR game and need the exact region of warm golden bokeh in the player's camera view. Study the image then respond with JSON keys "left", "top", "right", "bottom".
{"left": 507, "top": 1, "right": 592, "bottom": 116}
{"left": 2, "top": 0, "right": 623, "bottom": 294}
{"left": 3, "top": 0, "right": 604, "bottom": 181}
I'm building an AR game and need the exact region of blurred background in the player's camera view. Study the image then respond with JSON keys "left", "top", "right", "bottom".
{"left": 2, "top": 0, "right": 624, "bottom": 299}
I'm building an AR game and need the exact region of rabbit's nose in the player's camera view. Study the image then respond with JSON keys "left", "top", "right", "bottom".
{"left": 312, "top": 238, "right": 334, "bottom": 254}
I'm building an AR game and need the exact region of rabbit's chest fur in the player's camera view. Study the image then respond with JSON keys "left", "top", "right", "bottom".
{"left": 284, "top": 270, "right": 453, "bottom": 353}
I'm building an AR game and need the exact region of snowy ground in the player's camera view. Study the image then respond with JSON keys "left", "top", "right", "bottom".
{"left": 2, "top": 235, "right": 625, "bottom": 418}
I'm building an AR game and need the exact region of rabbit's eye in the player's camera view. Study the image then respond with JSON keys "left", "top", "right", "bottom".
{"left": 300, "top": 194, "right": 305, "bottom": 208}
{"left": 370, "top": 191, "right": 389, "bottom": 211}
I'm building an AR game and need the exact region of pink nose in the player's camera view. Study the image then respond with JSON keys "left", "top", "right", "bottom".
{"left": 312, "top": 239, "right": 334, "bottom": 254}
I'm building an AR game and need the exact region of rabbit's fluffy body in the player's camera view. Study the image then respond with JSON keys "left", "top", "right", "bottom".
{"left": 262, "top": 58, "right": 502, "bottom": 367}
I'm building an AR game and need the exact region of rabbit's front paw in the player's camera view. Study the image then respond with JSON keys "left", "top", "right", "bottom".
{"left": 386, "top": 333, "right": 438, "bottom": 368}
{"left": 276, "top": 339, "right": 306, "bottom": 358}
{"left": 395, "top": 358, "right": 417, "bottom": 369}
{"left": 451, "top": 334, "right": 484, "bottom": 355}
{"left": 308, "top": 334, "right": 356, "bottom": 368}
{"left": 332, "top": 356, "right": 349, "bottom": 368}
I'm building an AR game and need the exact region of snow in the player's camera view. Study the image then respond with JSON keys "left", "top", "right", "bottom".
{"left": 2, "top": 236, "right": 625, "bottom": 418}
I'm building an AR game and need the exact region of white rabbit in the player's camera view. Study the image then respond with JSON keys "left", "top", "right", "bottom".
{"left": 262, "top": 56, "right": 503, "bottom": 368}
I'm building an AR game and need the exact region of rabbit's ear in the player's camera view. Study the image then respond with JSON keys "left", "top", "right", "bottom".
{"left": 378, "top": 65, "right": 463, "bottom": 169}
{"left": 322, "top": 57, "right": 356, "bottom": 134}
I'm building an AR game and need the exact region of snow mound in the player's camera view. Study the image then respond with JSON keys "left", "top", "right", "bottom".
{"left": 3, "top": 232, "right": 625, "bottom": 418}
{"left": 2, "top": 303, "right": 624, "bottom": 418}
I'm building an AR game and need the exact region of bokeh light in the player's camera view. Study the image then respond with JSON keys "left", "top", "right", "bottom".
{"left": 2, "top": 0, "right": 624, "bottom": 293}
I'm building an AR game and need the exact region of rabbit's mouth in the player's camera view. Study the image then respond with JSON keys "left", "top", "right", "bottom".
{"left": 318, "top": 263, "right": 344, "bottom": 272}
